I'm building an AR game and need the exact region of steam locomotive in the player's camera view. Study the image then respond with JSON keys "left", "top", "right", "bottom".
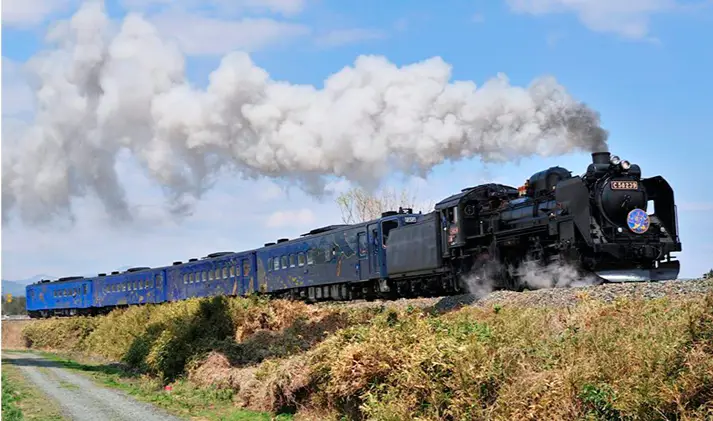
{"left": 26, "top": 151, "right": 682, "bottom": 317}
{"left": 385, "top": 151, "right": 682, "bottom": 297}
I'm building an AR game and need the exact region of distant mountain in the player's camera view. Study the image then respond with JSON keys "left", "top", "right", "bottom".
{"left": 1, "top": 268, "right": 136, "bottom": 297}
{"left": 2, "top": 274, "right": 56, "bottom": 297}
{"left": 2, "top": 280, "right": 29, "bottom": 297}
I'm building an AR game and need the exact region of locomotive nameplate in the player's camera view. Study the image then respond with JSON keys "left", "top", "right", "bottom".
{"left": 611, "top": 180, "right": 638, "bottom": 190}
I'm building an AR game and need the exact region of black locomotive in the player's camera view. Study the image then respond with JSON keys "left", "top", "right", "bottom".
{"left": 385, "top": 151, "right": 682, "bottom": 296}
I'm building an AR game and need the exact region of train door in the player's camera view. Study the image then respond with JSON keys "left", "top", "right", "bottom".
{"left": 356, "top": 231, "right": 369, "bottom": 280}
{"left": 380, "top": 217, "right": 400, "bottom": 274}
{"left": 366, "top": 223, "right": 380, "bottom": 278}
{"left": 241, "top": 258, "right": 252, "bottom": 295}
{"left": 153, "top": 270, "right": 166, "bottom": 303}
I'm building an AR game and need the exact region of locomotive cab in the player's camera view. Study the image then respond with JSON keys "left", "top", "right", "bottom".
{"left": 435, "top": 183, "right": 520, "bottom": 253}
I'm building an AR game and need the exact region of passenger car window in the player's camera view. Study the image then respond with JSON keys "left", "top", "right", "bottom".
{"left": 281, "top": 255, "right": 288, "bottom": 269}
{"left": 230, "top": 266, "right": 236, "bottom": 277}
{"left": 289, "top": 254, "right": 296, "bottom": 267}
{"left": 273, "top": 258, "right": 280, "bottom": 271}
{"left": 267, "top": 258, "right": 273, "bottom": 272}
{"left": 243, "top": 260, "right": 250, "bottom": 276}
{"left": 298, "top": 252, "right": 305, "bottom": 267}
{"left": 306, "top": 250, "right": 315, "bottom": 265}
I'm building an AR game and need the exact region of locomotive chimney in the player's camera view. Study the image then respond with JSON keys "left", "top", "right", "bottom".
{"left": 592, "top": 152, "right": 611, "bottom": 165}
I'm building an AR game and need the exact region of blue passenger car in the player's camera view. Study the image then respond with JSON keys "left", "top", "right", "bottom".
{"left": 256, "top": 210, "right": 424, "bottom": 300}
{"left": 165, "top": 251, "right": 257, "bottom": 302}
{"left": 26, "top": 277, "right": 93, "bottom": 317}
{"left": 93, "top": 267, "right": 167, "bottom": 309}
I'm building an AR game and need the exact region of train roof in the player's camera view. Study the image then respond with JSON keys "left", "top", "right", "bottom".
{"left": 29, "top": 210, "right": 415, "bottom": 286}
{"left": 28, "top": 276, "right": 87, "bottom": 287}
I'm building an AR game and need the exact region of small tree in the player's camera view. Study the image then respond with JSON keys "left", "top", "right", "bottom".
{"left": 704, "top": 269, "right": 713, "bottom": 279}
{"left": 1, "top": 295, "right": 27, "bottom": 315}
{"left": 336, "top": 186, "right": 433, "bottom": 224}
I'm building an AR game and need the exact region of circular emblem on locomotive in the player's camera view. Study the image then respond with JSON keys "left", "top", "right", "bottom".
{"left": 627, "top": 208, "right": 650, "bottom": 234}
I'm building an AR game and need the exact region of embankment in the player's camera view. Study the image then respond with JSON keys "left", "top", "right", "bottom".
{"left": 11, "top": 280, "right": 713, "bottom": 420}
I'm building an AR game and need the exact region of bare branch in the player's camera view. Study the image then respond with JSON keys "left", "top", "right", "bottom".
{"left": 336, "top": 186, "right": 434, "bottom": 224}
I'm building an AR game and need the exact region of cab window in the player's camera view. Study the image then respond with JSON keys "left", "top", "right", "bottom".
{"left": 381, "top": 220, "right": 399, "bottom": 247}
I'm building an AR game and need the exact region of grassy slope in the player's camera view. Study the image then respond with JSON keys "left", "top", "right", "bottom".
{"left": 19, "top": 292, "right": 713, "bottom": 420}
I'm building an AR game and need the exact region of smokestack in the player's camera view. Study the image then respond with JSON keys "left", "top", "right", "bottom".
{"left": 592, "top": 152, "right": 611, "bottom": 165}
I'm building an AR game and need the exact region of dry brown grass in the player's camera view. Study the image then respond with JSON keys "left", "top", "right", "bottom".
{"left": 19, "top": 292, "right": 713, "bottom": 420}
{"left": 2, "top": 320, "right": 33, "bottom": 350}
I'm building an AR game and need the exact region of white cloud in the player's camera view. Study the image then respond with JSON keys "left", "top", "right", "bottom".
{"left": 257, "top": 181, "right": 286, "bottom": 202}
{"left": 324, "top": 179, "right": 352, "bottom": 195}
{"left": 1, "top": 165, "right": 341, "bottom": 279}
{"left": 315, "top": 28, "right": 387, "bottom": 47}
{"left": 149, "top": 12, "right": 311, "bottom": 55}
{"left": 265, "top": 208, "right": 316, "bottom": 228}
{"left": 2, "top": 0, "right": 76, "bottom": 27}
{"left": 2, "top": 58, "right": 35, "bottom": 116}
{"left": 505, "top": 0, "right": 677, "bottom": 39}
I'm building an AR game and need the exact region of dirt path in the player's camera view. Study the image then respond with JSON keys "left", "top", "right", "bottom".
{"left": 3, "top": 352, "right": 183, "bottom": 421}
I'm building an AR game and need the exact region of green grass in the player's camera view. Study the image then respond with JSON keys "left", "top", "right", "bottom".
{"left": 2, "top": 371, "right": 24, "bottom": 421}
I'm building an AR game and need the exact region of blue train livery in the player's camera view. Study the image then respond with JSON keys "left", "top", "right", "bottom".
{"left": 25, "top": 208, "right": 424, "bottom": 317}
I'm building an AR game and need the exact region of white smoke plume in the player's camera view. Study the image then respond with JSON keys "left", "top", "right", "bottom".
{"left": 2, "top": 1, "right": 609, "bottom": 226}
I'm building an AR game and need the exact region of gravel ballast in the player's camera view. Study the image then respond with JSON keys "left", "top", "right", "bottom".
{"left": 315, "top": 278, "right": 713, "bottom": 313}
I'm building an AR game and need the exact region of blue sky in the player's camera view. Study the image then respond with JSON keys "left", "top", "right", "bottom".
{"left": 2, "top": 0, "right": 712, "bottom": 281}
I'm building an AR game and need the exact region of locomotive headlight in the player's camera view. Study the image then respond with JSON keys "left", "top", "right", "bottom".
{"left": 617, "top": 227, "right": 623, "bottom": 233}
{"left": 661, "top": 226, "right": 666, "bottom": 233}
{"left": 610, "top": 155, "right": 621, "bottom": 165}
{"left": 620, "top": 160, "right": 631, "bottom": 170}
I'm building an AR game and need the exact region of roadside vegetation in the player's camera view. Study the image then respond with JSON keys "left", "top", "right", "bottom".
{"left": 1, "top": 360, "right": 65, "bottom": 421}
{"left": 18, "top": 290, "right": 713, "bottom": 420}
{"left": 2, "top": 371, "right": 24, "bottom": 421}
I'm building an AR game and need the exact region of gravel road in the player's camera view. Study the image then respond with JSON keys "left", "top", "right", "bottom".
{"left": 3, "top": 352, "right": 183, "bottom": 421}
